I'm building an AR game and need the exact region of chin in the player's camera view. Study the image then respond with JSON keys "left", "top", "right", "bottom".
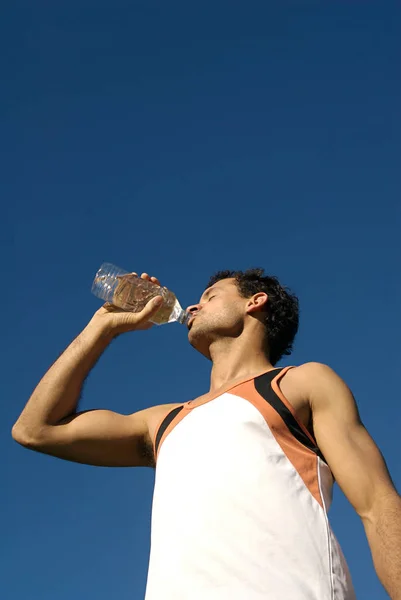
{"left": 188, "top": 327, "right": 212, "bottom": 360}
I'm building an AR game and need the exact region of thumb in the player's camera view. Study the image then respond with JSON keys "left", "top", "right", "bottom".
{"left": 142, "top": 295, "right": 163, "bottom": 315}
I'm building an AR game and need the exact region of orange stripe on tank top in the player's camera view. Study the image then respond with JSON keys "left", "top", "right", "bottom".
{"left": 230, "top": 378, "right": 323, "bottom": 508}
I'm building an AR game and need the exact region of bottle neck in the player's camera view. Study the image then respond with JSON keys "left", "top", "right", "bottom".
{"left": 170, "top": 300, "right": 190, "bottom": 325}
{"left": 177, "top": 308, "right": 190, "bottom": 325}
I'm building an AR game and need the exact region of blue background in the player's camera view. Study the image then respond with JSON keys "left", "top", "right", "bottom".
{"left": 3, "top": 2, "right": 400, "bottom": 598}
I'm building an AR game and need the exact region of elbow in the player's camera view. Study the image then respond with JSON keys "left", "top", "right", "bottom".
{"left": 11, "top": 422, "right": 40, "bottom": 448}
{"left": 12, "top": 422, "right": 29, "bottom": 446}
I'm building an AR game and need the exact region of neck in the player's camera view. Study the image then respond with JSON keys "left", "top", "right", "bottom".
{"left": 208, "top": 336, "right": 273, "bottom": 393}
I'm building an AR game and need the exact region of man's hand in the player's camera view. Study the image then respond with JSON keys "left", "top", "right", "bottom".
{"left": 90, "top": 272, "right": 164, "bottom": 337}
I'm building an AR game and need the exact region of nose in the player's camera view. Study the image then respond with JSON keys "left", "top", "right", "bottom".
{"left": 186, "top": 303, "right": 201, "bottom": 315}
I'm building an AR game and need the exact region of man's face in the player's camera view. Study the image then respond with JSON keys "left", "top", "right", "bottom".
{"left": 186, "top": 278, "right": 249, "bottom": 359}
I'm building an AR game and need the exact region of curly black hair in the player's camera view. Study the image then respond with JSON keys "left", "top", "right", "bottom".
{"left": 207, "top": 268, "right": 299, "bottom": 366}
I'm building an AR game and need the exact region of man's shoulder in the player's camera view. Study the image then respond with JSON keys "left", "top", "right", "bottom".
{"left": 137, "top": 403, "right": 184, "bottom": 467}
{"left": 144, "top": 403, "right": 183, "bottom": 441}
{"left": 289, "top": 362, "right": 337, "bottom": 381}
{"left": 284, "top": 362, "right": 343, "bottom": 400}
{"left": 291, "top": 361, "right": 333, "bottom": 372}
{"left": 287, "top": 362, "right": 351, "bottom": 408}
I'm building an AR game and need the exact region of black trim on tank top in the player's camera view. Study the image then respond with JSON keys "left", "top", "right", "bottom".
{"left": 254, "top": 369, "right": 327, "bottom": 464}
{"left": 155, "top": 405, "right": 184, "bottom": 457}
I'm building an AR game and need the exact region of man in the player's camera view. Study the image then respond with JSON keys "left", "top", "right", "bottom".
{"left": 12, "top": 269, "right": 400, "bottom": 599}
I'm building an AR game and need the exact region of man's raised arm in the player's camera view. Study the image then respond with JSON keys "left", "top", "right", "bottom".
{"left": 12, "top": 274, "right": 164, "bottom": 468}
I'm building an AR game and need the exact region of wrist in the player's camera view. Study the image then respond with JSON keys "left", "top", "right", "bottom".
{"left": 85, "top": 317, "right": 117, "bottom": 345}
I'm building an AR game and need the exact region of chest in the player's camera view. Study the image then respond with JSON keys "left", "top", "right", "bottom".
{"left": 193, "top": 379, "right": 312, "bottom": 434}
{"left": 157, "top": 395, "right": 291, "bottom": 479}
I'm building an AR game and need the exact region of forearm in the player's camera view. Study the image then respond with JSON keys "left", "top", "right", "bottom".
{"left": 13, "top": 320, "right": 112, "bottom": 440}
{"left": 364, "top": 493, "right": 401, "bottom": 599}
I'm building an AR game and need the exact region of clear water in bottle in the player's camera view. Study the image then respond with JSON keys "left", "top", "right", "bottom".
{"left": 91, "top": 263, "right": 189, "bottom": 326}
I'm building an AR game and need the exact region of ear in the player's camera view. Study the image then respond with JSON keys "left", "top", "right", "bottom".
{"left": 246, "top": 292, "right": 268, "bottom": 314}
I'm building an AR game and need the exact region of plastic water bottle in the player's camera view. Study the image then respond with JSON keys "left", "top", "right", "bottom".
{"left": 91, "top": 262, "right": 190, "bottom": 326}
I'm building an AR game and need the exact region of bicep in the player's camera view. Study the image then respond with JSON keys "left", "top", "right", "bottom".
{"left": 28, "top": 409, "right": 152, "bottom": 467}
{"left": 315, "top": 413, "right": 394, "bottom": 518}
{"left": 306, "top": 363, "right": 395, "bottom": 519}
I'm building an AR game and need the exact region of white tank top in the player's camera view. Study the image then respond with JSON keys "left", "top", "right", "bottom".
{"left": 145, "top": 367, "right": 356, "bottom": 600}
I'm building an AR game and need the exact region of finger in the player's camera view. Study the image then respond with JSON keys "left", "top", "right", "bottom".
{"left": 101, "top": 302, "right": 126, "bottom": 313}
{"left": 134, "top": 295, "right": 163, "bottom": 321}
{"left": 102, "top": 302, "right": 114, "bottom": 311}
{"left": 146, "top": 295, "right": 163, "bottom": 310}
{"left": 150, "top": 276, "right": 161, "bottom": 286}
{"left": 116, "top": 272, "right": 138, "bottom": 281}
{"left": 110, "top": 294, "right": 162, "bottom": 330}
{"left": 140, "top": 272, "right": 150, "bottom": 280}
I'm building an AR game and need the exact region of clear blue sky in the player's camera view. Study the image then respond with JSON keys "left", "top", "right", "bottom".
{"left": 3, "top": 2, "right": 400, "bottom": 598}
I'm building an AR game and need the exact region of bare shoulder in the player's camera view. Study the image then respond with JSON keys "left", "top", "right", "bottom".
{"left": 139, "top": 402, "right": 183, "bottom": 465}
{"left": 291, "top": 361, "right": 339, "bottom": 378}
{"left": 142, "top": 402, "right": 183, "bottom": 441}
{"left": 279, "top": 362, "right": 332, "bottom": 394}
{"left": 280, "top": 362, "right": 349, "bottom": 402}
{"left": 287, "top": 362, "right": 346, "bottom": 387}
{"left": 289, "top": 362, "right": 355, "bottom": 409}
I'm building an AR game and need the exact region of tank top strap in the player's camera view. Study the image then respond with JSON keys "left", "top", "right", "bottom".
{"left": 153, "top": 405, "right": 184, "bottom": 461}
{"left": 254, "top": 366, "right": 327, "bottom": 463}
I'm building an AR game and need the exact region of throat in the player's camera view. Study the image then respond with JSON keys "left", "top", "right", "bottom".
{"left": 209, "top": 362, "right": 275, "bottom": 394}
